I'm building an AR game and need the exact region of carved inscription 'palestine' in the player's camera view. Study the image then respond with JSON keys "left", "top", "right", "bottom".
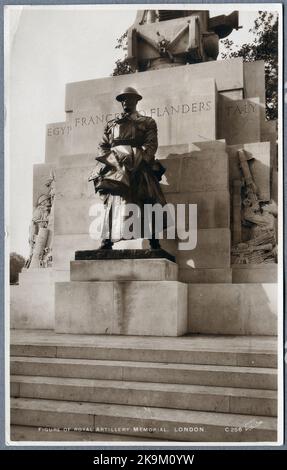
{"left": 47, "top": 101, "right": 213, "bottom": 137}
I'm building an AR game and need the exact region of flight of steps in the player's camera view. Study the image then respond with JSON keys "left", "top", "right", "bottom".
{"left": 10, "top": 330, "right": 277, "bottom": 442}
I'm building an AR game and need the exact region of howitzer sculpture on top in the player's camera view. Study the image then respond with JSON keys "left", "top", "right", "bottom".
{"left": 127, "top": 10, "right": 241, "bottom": 71}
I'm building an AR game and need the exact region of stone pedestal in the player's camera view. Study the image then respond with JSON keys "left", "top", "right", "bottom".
{"left": 11, "top": 269, "right": 70, "bottom": 330}
{"left": 11, "top": 269, "right": 55, "bottom": 330}
{"left": 55, "top": 255, "right": 188, "bottom": 336}
{"left": 232, "top": 264, "right": 277, "bottom": 283}
{"left": 188, "top": 283, "right": 277, "bottom": 335}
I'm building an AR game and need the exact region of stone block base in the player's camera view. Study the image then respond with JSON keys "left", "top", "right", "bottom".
{"left": 232, "top": 264, "right": 277, "bottom": 283}
{"left": 179, "top": 268, "right": 232, "bottom": 283}
{"left": 188, "top": 284, "right": 277, "bottom": 335}
{"left": 11, "top": 269, "right": 55, "bottom": 330}
{"left": 10, "top": 269, "right": 70, "bottom": 330}
{"left": 55, "top": 279, "right": 187, "bottom": 336}
{"left": 70, "top": 259, "right": 178, "bottom": 282}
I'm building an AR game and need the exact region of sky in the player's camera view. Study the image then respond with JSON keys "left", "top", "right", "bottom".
{"left": 5, "top": 4, "right": 267, "bottom": 257}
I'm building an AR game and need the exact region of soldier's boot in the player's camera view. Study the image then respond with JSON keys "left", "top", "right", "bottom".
{"left": 149, "top": 238, "right": 161, "bottom": 250}
{"left": 100, "top": 239, "right": 114, "bottom": 250}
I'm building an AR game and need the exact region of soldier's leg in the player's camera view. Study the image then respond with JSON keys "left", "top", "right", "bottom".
{"left": 149, "top": 237, "right": 161, "bottom": 250}
{"left": 149, "top": 210, "right": 161, "bottom": 249}
{"left": 98, "top": 195, "right": 114, "bottom": 250}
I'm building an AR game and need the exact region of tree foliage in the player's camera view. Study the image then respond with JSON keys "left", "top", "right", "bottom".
{"left": 10, "top": 252, "right": 25, "bottom": 285}
{"left": 112, "top": 30, "right": 134, "bottom": 77}
{"left": 221, "top": 11, "right": 278, "bottom": 120}
{"left": 112, "top": 57, "right": 134, "bottom": 77}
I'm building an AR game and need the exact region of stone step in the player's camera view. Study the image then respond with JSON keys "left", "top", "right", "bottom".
{"left": 10, "top": 425, "right": 156, "bottom": 442}
{"left": 11, "top": 398, "right": 277, "bottom": 442}
{"left": 10, "top": 331, "right": 277, "bottom": 368}
{"left": 11, "top": 357, "right": 277, "bottom": 390}
{"left": 11, "top": 375, "right": 277, "bottom": 417}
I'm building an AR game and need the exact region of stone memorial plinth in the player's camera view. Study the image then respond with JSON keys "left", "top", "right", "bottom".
{"left": 188, "top": 283, "right": 277, "bottom": 336}
{"left": 12, "top": 32, "right": 278, "bottom": 332}
{"left": 11, "top": 268, "right": 70, "bottom": 330}
{"left": 11, "top": 269, "right": 55, "bottom": 330}
{"left": 232, "top": 263, "right": 278, "bottom": 284}
{"left": 55, "top": 252, "right": 187, "bottom": 337}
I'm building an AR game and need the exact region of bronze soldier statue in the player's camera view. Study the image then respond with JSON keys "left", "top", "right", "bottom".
{"left": 89, "top": 86, "right": 167, "bottom": 250}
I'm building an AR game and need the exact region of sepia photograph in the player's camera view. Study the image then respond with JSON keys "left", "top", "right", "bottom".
{"left": 5, "top": 3, "right": 283, "bottom": 446}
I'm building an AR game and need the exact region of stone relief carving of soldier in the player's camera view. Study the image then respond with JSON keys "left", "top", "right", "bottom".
{"left": 89, "top": 87, "right": 167, "bottom": 250}
{"left": 25, "top": 170, "right": 55, "bottom": 268}
{"left": 232, "top": 149, "right": 277, "bottom": 264}
{"left": 25, "top": 194, "right": 51, "bottom": 268}
{"left": 41, "top": 170, "right": 56, "bottom": 267}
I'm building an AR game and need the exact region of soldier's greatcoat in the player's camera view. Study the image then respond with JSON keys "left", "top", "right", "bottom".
{"left": 90, "top": 111, "right": 167, "bottom": 242}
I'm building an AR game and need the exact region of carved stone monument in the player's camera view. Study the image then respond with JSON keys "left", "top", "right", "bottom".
{"left": 11, "top": 9, "right": 277, "bottom": 336}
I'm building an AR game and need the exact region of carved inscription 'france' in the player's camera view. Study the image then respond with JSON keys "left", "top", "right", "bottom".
{"left": 47, "top": 100, "right": 213, "bottom": 137}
